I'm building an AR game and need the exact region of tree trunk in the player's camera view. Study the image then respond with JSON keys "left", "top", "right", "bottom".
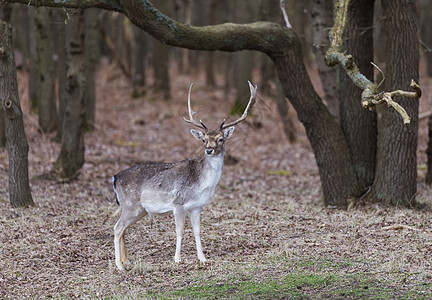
{"left": 369, "top": 0, "right": 419, "bottom": 206}
{"left": 27, "top": 7, "right": 38, "bottom": 113}
{"left": 153, "top": 38, "right": 171, "bottom": 100}
{"left": 35, "top": 7, "right": 57, "bottom": 133}
{"left": 152, "top": 0, "right": 171, "bottom": 100}
{"left": 426, "top": 115, "right": 432, "bottom": 184}
{"left": 419, "top": 0, "right": 432, "bottom": 77}
{"left": 373, "top": 2, "right": 386, "bottom": 64}
{"left": 259, "top": 0, "right": 296, "bottom": 143}
{"left": 52, "top": 8, "right": 67, "bottom": 142}
{"left": 131, "top": 22, "right": 147, "bottom": 97}
{"left": 340, "top": 0, "right": 377, "bottom": 193}
{"left": 275, "top": 81, "right": 296, "bottom": 143}
{"left": 0, "top": 20, "right": 34, "bottom": 207}
{"left": 311, "top": 0, "right": 339, "bottom": 122}
{"left": 204, "top": 0, "right": 217, "bottom": 86}
{"left": 51, "top": 9, "right": 86, "bottom": 181}
{"left": 231, "top": 0, "right": 254, "bottom": 115}
{"left": 84, "top": 8, "right": 99, "bottom": 131}
{"left": 269, "top": 40, "right": 361, "bottom": 207}
{"left": 0, "top": 2, "right": 12, "bottom": 147}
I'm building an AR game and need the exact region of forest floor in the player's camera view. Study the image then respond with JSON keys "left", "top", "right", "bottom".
{"left": 1, "top": 59, "right": 432, "bottom": 299}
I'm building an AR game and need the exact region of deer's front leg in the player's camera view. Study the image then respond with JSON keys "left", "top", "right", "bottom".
{"left": 190, "top": 208, "right": 207, "bottom": 262}
{"left": 173, "top": 207, "right": 186, "bottom": 263}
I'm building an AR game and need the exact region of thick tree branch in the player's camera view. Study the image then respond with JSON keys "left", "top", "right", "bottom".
{"left": 2, "top": 0, "right": 123, "bottom": 11}
{"left": 325, "top": 0, "right": 421, "bottom": 124}
{"left": 3, "top": 0, "right": 293, "bottom": 56}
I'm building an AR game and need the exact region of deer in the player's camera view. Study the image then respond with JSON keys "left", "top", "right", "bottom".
{"left": 112, "top": 81, "right": 257, "bottom": 270}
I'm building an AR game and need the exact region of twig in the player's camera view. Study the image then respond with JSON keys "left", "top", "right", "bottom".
{"left": 279, "top": 0, "right": 292, "bottom": 28}
{"left": 380, "top": 224, "right": 418, "bottom": 231}
{"left": 98, "top": 23, "right": 131, "bottom": 79}
{"left": 362, "top": 80, "right": 421, "bottom": 124}
{"left": 419, "top": 110, "right": 432, "bottom": 120}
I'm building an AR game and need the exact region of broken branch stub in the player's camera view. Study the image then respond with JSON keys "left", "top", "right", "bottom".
{"left": 361, "top": 80, "right": 421, "bottom": 124}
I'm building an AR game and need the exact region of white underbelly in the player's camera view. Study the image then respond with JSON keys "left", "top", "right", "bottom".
{"left": 140, "top": 189, "right": 175, "bottom": 214}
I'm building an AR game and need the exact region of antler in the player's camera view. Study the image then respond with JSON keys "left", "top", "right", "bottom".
{"left": 221, "top": 81, "right": 258, "bottom": 130}
{"left": 183, "top": 83, "right": 207, "bottom": 130}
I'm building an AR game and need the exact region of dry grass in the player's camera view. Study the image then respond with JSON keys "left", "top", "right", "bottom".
{"left": 1, "top": 62, "right": 432, "bottom": 298}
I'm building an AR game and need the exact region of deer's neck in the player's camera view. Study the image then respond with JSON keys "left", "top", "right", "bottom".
{"left": 200, "top": 151, "right": 225, "bottom": 192}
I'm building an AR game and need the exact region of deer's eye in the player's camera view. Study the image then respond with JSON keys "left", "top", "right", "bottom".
{"left": 218, "top": 137, "right": 224, "bottom": 143}
{"left": 202, "top": 139, "right": 206, "bottom": 143}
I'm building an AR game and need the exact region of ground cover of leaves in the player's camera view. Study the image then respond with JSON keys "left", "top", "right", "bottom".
{"left": 1, "top": 61, "right": 432, "bottom": 299}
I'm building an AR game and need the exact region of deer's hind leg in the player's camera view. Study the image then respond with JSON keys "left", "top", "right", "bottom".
{"left": 114, "top": 205, "right": 147, "bottom": 271}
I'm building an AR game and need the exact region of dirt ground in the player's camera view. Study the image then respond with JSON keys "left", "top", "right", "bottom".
{"left": 1, "top": 60, "right": 432, "bottom": 298}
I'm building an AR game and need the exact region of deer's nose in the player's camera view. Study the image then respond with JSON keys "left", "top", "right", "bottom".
{"left": 205, "top": 149, "right": 214, "bottom": 155}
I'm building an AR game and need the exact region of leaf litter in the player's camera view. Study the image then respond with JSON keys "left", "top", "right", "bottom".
{"left": 0, "top": 61, "right": 432, "bottom": 298}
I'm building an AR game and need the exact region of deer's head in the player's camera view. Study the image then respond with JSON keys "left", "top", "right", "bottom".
{"left": 184, "top": 82, "right": 257, "bottom": 157}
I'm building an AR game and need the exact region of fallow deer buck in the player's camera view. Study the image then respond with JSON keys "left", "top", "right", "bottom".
{"left": 112, "top": 81, "right": 257, "bottom": 270}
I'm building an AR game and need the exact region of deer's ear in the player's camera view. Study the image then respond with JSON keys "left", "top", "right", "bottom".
{"left": 190, "top": 129, "right": 204, "bottom": 140}
{"left": 223, "top": 126, "right": 235, "bottom": 140}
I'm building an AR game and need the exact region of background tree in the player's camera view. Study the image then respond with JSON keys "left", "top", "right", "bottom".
{"left": 0, "top": 2, "right": 12, "bottom": 147}
{"left": 259, "top": 0, "right": 296, "bottom": 143}
{"left": 311, "top": 0, "right": 339, "bottom": 122}
{"left": 152, "top": 0, "right": 171, "bottom": 100}
{"left": 50, "top": 9, "right": 86, "bottom": 181}
{"left": 35, "top": 7, "right": 57, "bottom": 133}
{"left": 84, "top": 8, "right": 99, "bottom": 131}
{"left": 368, "top": 0, "right": 419, "bottom": 205}
{"left": 340, "top": 0, "right": 376, "bottom": 194}
{"left": 419, "top": 0, "right": 432, "bottom": 77}
{"left": 0, "top": 19, "right": 34, "bottom": 207}
{"left": 52, "top": 8, "right": 67, "bottom": 142}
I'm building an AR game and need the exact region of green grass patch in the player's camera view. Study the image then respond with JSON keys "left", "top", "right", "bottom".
{"left": 150, "top": 272, "right": 335, "bottom": 299}
{"left": 144, "top": 257, "right": 432, "bottom": 300}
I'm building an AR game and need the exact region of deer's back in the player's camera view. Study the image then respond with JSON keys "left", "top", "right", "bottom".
{"left": 113, "top": 159, "right": 205, "bottom": 212}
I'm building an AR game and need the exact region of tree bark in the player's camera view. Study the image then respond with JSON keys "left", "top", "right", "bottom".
{"left": 51, "top": 9, "right": 86, "bottom": 181}
{"left": 270, "top": 39, "right": 361, "bottom": 207}
{"left": 340, "top": 0, "right": 377, "bottom": 193}
{"left": 35, "top": 7, "right": 57, "bottom": 133}
{"left": 311, "top": 0, "right": 339, "bottom": 122}
{"left": 368, "top": 0, "right": 419, "bottom": 206}
{"left": 0, "top": 20, "right": 34, "bottom": 207}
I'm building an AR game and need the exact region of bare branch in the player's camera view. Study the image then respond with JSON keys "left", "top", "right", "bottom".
{"left": 324, "top": 0, "right": 421, "bottom": 125}
{"left": 3, "top": 0, "right": 124, "bottom": 11}
{"left": 362, "top": 80, "right": 421, "bottom": 124}
{"left": 279, "top": 0, "right": 292, "bottom": 28}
